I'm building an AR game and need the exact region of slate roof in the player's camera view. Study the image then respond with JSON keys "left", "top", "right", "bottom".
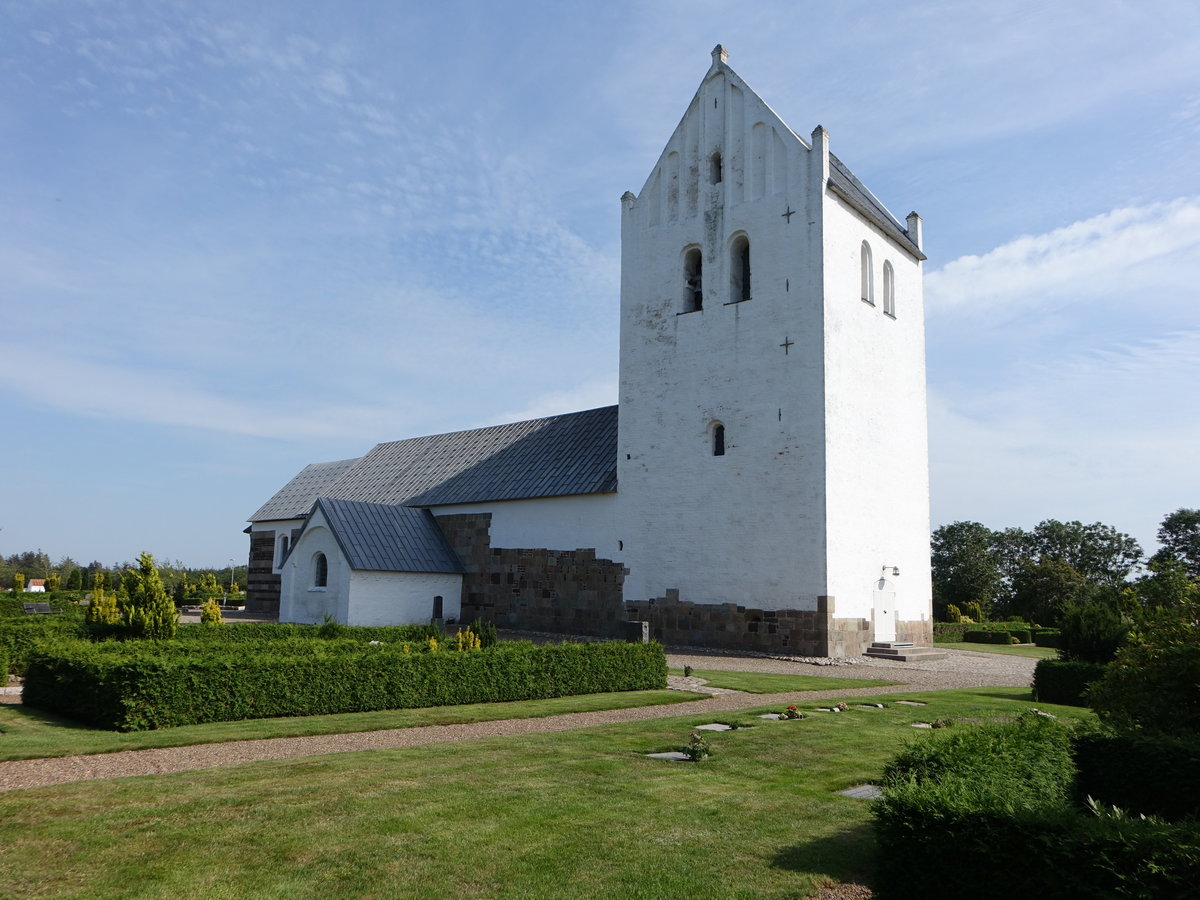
{"left": 248, "top": 457, "right": 362, "bottom": 522}
{"left": 249, "top": 405, "right": 618, "bottom": 522}
{"left": 308, "top": 498, "right": 462, "bottom": 574}
{"left": 828, "top": 153, "right": 925, "bottom": 261}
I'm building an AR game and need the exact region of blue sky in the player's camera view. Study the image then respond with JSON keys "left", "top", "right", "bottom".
{"left": 2, "top": 0, "right": 1197, "bottom": 568}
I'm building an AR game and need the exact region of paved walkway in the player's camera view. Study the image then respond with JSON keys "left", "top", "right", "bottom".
{"left": 0, "top": 649, "right": 1038, "bottom": 793}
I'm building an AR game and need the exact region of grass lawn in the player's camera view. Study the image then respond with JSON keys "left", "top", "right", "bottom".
{"left": 668, "top": 668, "right": 899, "bottom": 693}
{"left": 0, "top": 687, "right": 1094, "bottom": 899}
{"left": 938, "top": 642, "right": 1057, "bottom": 658}
{"left": 0, "top": 689, "right": 705, "bottom": 762}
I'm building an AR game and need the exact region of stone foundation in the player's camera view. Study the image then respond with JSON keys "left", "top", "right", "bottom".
{"left": 626, "top": 591, "right": 872, "bottom": 657}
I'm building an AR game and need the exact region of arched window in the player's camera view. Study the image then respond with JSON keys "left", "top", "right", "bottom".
{"left": 709, "top": 151, "right": 723, "bottom": 185}
{"left": 860, "top": 241, "right": 874, "bottom": 305}
{"left": 312, "top": 552, "right": 328, "bottom": 588}
{"left": 730, "top": 235, "right": 751, "bottom": 303}
{"left": 683, "top": 247, "right": 703, "bottom": 312}
{"left": 277, "top": 534, "right": 289, "bottom": 567}
{"left": 882, "top": 261, "right": 895, "bottom": 317}
{"left": 712, "top": 423, "right": 726, "bottom": 457}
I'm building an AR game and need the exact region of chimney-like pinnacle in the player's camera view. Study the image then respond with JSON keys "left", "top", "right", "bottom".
{"left": 711, "top": 44, "right": 729, "bottom": 66}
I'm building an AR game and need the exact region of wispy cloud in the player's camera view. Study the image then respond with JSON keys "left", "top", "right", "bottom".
{"left": 926, "top": 197, "right": 1200, "bottom": 319}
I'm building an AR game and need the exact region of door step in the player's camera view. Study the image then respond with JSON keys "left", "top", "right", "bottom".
{"left": 864, "top": 641, "right": 948, "bottom": 662}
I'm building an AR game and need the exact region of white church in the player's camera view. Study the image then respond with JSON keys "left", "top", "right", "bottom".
{"left": 245, "top": 47, "right": 934, "bottom": 657}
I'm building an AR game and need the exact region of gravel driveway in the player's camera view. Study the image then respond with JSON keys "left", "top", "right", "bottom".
{"left": 0, "top": 648, "right": 1037, "bottom": 793}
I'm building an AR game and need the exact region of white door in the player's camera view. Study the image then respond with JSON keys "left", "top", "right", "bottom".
{"left": 873, "top": 580, "right": 896, "bottom": 643}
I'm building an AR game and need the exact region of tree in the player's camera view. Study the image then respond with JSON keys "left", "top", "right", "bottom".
{"left": 1027, "top": 519, "right": 1142, "bottom": 587}
{"left": 44, "top": 572, "right": 61, "bottom": 592}
{"left": 931, "top": 521, "right": 1002, "bottom": 620}
{"left": 116, "top": 552, "right": 179, "bottom": 640}
{"left": 1153, "top": 508, "right": 1200, "bottom": 579}
{"left": 65, "top": 569, "right": 82, "bottom": 591}
{"left": 1008, "top": 557, "right": 1091, "bottom": 625}
{"left": 12, "top": 573, "right": 25, "bottom": 593}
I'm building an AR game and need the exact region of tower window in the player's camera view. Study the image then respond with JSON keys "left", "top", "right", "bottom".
{"left": 860, "top": 241, "right": 874, "bottom": 304}
{"left": 712, "top": 423, "right": 726, "bottom": 456}
{"left": 883, "top": 261, "right": 896, "bottom": 317}
{"left": 730, "top": 235, "right": 751, "bottom": 302}
{"left": 312, "top": 552, "right": 328, "bottom": 588}
{"left": 709, "top": 151, "right": 723, "bottom": 185}
{"left": 683, "top": 247, "right": 703, "bottom": 312}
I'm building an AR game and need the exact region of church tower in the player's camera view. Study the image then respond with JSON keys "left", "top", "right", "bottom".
{"left": 616, "top": 46, "right": 932, "bottom": 655}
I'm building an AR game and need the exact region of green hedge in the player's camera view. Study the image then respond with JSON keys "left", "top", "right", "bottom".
{"left": 872, "top": 713, "right": 1200, "bottom": 898}
{"left": 0, "top": 645, "right": 7, "bottom": 678}
{"left": 933, "top": 623, "right": 969, "bottom": 643}
{"left": 22, "top": 639, "right": 668, "bottom": 731}
{"left": 1073, "top": 728, "right": 1200, "bottom": 822}
{"left": 1032, "top": 659, "right": 1108, "bottom": 706}
{"left": 1032, "top": 628, "right": 1061, "bottom": 648}
{"left": 0, "top": 617, "right": 86, "bottom": 675}
{"left": 963, "top": 630, "right": 1012, "bottom": 644}
{"left": 171, "top": 622, "right": 440, "bottom": 645}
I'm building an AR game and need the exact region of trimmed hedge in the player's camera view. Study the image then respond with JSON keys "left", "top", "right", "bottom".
{"left": 963, "top": 630, "right": 1011, "bottom": 644}
{"left": 0, "top": 645, "right": 7, "bottom": 678}
{"left": 1073, "top": 728, "right": 1200, "bottom": 822}
{"left": 873, "top": 713, "right": 1200, "bottom": 898}
{"left": 22, "top": 639, "right": 668, "bottom": 731}
{"left": 0, "top": 617, "right": 86, "bottom": 675}
{"left": 933, "top": 623, "right": 968, "bottom": 643}
{"left": 1032, "top": 659, "right": 1108, "bottom": 706}
{"left": 171, "top": 622, "right": 440, "bottom": 645}
{"left": 1032, "top": 627, "right": 1061, "bottom": 649}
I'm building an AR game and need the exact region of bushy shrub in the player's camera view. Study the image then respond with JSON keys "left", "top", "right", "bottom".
{"left": 1072, "top": 726, "right": 1200, "bottom": 821}
{"left": 872, "top": 713, "right": 1200, "bottom": 897}
{"left": 1058, "top": 601, "right": 1128, "bottom": 663}
{"left": 1032, "top": 659, "right": 1108, "bottom": 706}
{"left": 944, "top": 603, "right": 962, "bottom": 623}
{"left": 199, "top": 599, "right": 224, "bottom": 625}
{"left": 22, "top": 639, "right": 669, "bottom": 731}
{"left": 1087, "top": 602, "right": 1200, "bottom": 738}
{"left": 471, "top": 618, "right": 499, "bottom": 648}
{"left": 963, "top": 601, "right": 983, "bottom": 622}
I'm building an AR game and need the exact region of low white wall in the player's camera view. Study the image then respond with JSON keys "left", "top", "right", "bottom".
{"left": 347, "top": 570, "right": 463, "bottom": 626}
{"left": 278, "top": 519, "right": 350, "bottom": 624}
{"left": 433, "top": 493, "right": 620, "bottom": 558}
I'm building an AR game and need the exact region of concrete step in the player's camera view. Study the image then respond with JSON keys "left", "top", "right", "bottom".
{"left": 863, "top": 644, "right": 948, "bottom": 662}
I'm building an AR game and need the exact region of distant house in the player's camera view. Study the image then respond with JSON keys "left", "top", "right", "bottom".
{"left": 26, "top": 579, "right": 46, "bottom": 593}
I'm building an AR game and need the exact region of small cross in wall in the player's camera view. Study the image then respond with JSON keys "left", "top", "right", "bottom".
{"left": 780, "top": 336, "right": 794, "bottom": 354}
{"left": 782, "top": 206, "right": 796, "bottom": 222}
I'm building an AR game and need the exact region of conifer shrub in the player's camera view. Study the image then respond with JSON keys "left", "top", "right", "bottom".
{"left": 199, "top": 598, "right": 224, "bottom": 625}
{"left": 944, "top": 603, "right": 962, "bottom": 623}
{"left": 1057, "top": 600, "right": 1128, "bottom": 663}
{"left": 22, "top": 639, "right": 668, "bottom": 731}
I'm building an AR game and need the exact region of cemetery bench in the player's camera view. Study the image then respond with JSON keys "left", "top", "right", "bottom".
{"left": 21, "top": 602, "right": 57, "bottom": 615}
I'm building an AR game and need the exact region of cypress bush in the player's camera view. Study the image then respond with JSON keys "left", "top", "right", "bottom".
{"left": 1058, "top": 601, "right": 1128, "bottom": 663}
{"left": 22, "top": 639, "right": 668, "bottom": 731}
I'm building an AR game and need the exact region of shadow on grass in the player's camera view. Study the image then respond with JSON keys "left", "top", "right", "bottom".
{"left": 770, "top": 820, "right": 878, "bottom": 891}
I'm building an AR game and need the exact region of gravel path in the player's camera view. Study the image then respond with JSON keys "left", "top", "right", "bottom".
{"left": 0, "top": 648, "right": 1037, "bottom": 793}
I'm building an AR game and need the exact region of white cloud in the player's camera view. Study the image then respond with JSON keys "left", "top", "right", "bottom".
{"left": 926, "top": 197, "right": 1200, "bottom": 318}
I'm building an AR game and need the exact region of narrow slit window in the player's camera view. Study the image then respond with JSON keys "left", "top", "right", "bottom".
{"left": 277, "top": 535, "right": 289, "bottom": 567}
{"left": 709, "top": 151, "right": 723, "bottom": 185}
{"left": 713, "top": 423, "right": 726, "bottom": 456}
{"left": 683, "top": 248, "right": 703, "bottom": 312}
{"left": 730, "top": 235, "right": 751, "bottom": 302}
{"left": 883, "top": 261, "right": 895, "bottom": 317}
{"left": 860, "top": 241, "right": 874, "bottom": 304}
{"left": 313, "top": 552, "right": 328, "bottom": 588}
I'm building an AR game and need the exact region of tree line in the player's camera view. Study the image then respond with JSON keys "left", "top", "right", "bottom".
{"left": 2, "top": 551, "right": 248, "bottom": 601}
{"left": 932, "top": 508, "right": 1199, "bottom": 626}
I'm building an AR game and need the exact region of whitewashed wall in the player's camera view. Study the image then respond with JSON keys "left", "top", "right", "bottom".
{"left": 279, "top": 516, "right": 350, "bottom": 624}
{"left": 616, "top": 53, "right": 828, "bottom": 609}
{"left": 433, "top": 493, "right": 620, "bottom": 557}
{"left": 346, "top": 570, "right": 463, "bottom": 626}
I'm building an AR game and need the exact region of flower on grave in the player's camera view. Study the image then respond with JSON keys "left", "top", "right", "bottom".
{"left": 835, "top": 701, "right": 849, "bottom": 712}
{"left": 683, "top": 665, "right": 694, "bottom": 677}
{"left": 781, "top": 705, "right": 803, "bottom": 720}
{"left": 682, "top": 730, "right": 711, "bottom": 761}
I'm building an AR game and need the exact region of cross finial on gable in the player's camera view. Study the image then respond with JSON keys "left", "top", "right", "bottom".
{"left": 711, "top": 44, "right": 729, "bottom": 66}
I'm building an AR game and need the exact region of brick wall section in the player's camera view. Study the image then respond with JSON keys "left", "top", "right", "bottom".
{"left": 245, "top": 530, "right": 281, "bottom": 614}
{"left": 436, "top": 513, "right": 629, "bottom": 637}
